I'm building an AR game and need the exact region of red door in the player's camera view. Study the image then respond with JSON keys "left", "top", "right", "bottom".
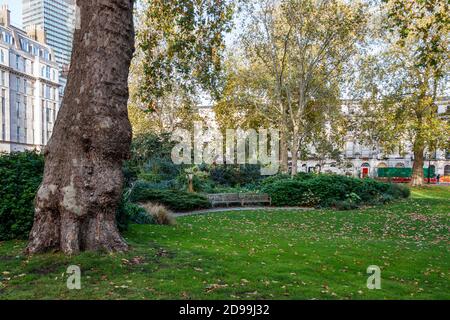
{"left": 362, "top": 167, "right": 369, "bottom": 178}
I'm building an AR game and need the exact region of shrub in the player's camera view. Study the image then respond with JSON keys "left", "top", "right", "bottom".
{"left": 138, "top": 157, "right": 181, "bottom": 182}
{"left": 132, "top": 179, "right": 177, "bottom": 191}
{"left": 117, "top": 184, "right": 158, "bottom": 231}
{"left": 387, "top": 183, "right": 411, "bottom": 199}
{"left": 262, "top": 174, "right": 409, "bottom": 208}
{"left": 209, "top": 164, "right": 263, "bottom": 187}
{"left": 0, "top": 151, "right": 44, "bottom": 240}
{"left": 129, "top": 187, "right": 210, "bottom": 212}
{"left": 260, "top": 174, "right": 292, "bottom": 187}
{"left": 124, "top": 132, "right": 178, "bottom": 186}
{"left": 261, "top": 179, "right": 311, "bottom": 206}
{"left": 140, "top": 203, "right": 176, "bottom": 226}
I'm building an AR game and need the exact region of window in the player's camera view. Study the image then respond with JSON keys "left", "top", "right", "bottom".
{"left": 445, "top": 165, "right": 450, "bottom": 176}
{"left": 16, "top": 101, "right": 20, "bottom": 118}
{"left": 1, "top": 91, "right": 5, "bottom": 116}
{"left": 16, "top": 55, "right": 20, "bottom": 70}
{"left": 46, "top": 108, "right": 50, "bottom": 123}
{"left": 16, "top": 77, "right": 20, "bottom": 91}
{"left": 0, "top": 50, "right": 3, "bottom": 63}
{"left": 45, "top": 86, "right": 50, "bottom": 99}
{"left": 16, "top": 126, "right": 20, "bottom": 142}
{"left": 1, "top": 71, "right": 5, "bottom": 86}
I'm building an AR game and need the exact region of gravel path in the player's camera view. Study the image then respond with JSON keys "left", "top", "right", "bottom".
{"left": 174, "top": 206, "right": 313, "bottom": 217}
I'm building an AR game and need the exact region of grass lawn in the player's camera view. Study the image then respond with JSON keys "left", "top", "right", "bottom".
{"left": 0, "top": 187, "right": 448, "bottom": 300}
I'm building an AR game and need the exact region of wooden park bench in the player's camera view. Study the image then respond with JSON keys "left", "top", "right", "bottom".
{"left": 207, "top": 193, "right": 271, "bottom": 207}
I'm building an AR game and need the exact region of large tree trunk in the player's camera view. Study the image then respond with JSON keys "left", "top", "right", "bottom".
{"left": 410, "top": 142, "right": 425, "bottom": 187}
{"left": 26, "top": 0, "right": 135, "bottom": 255}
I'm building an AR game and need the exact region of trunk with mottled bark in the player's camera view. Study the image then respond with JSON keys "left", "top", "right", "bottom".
{"left": 411, "top": 143, "right": 425, "bottom": 187}
{"left": 290, "top": 134, "right": 299, "bottom": 176}
{"left": 280, "top": 129, "right": 288, "bottom": 174}
{"left": 26, "top": 0, "right": 135, "bottom": 254}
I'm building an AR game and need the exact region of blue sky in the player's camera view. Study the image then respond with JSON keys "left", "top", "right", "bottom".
{"left": 0, "top": 0, "right": 22, "bottom": 28}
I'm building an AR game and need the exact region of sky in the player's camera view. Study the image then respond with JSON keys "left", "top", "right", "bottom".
{"left": 0, "top": 0, "right": 22, "bottom": 28}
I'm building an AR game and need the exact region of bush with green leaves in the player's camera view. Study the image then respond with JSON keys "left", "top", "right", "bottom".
{"left": 116, "top": 192, "right": 156, "bottom": 232}
{"left": 129, "top": 187, "right": 211, "bottom": 212}
{"left": 124, "top": 132, "right": 177, "bottom": 186}
{"left": 209, "top": 164, "right": 263, "bottom": 187}
{"left": 138, "top": 157, "right": 181, "bottom": 183}
{"left": 261, "top": 174, "right": 409, "bottom": 209}
{"left": 0, "top": 151, "right": 44, "bottom": 240}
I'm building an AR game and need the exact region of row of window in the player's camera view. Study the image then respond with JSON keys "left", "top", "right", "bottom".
{"left": 14, "top": 100, "right": 56, "bottom": 144}
{"left": 9, "top": 75, "right": 58, "bottom": 99}
{"left": 18, "top": 36, "right": 52, "bottom": 62}
{"left": 0, "top": 30, "right": 53, "bottom": 63}
{"left": 0, "top": 50, "right": 58, "bottom": 82}
{"left": 14, "top": 126, "right": 52, "bottom": 145}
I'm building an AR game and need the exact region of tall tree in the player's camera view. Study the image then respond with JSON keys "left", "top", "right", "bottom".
{"left": 127, "top": 0, "right": 236, "bottom": 136}
{"left": 217, "top": 0, "right": 367, "bottom": 175}
{"left": 354, "top": 0, "right": 449, "bottom": 186}
{"left": 136, "top": 0, "right": 234, "bottom": 108}
{"left": 27, "top": 0, "right": 135, "bottom": 254}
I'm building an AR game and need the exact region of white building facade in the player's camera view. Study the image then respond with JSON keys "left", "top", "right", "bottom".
{"left": 297, "top": 97, "right": 450, "bottom": 178}
{"left": 0, "top": 5, "right": 60, "bottom": 153}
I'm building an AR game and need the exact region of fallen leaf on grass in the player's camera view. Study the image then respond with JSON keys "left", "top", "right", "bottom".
{"left": 205, "top": 283, "right": 228, "bottom": 293}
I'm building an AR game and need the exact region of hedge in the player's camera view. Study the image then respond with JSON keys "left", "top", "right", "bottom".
{"left": 261, "top": 174, "right": 410, "bottom": 209}
{"left": 0, "top": 152, "right": 44, "bottom": 240}
{"left": 129, "top": 186, "right": 211, "bottom": 212}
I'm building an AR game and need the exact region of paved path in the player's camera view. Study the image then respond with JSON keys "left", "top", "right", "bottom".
{"left": 174, "top": 206, "right": 313, "bottom": 217}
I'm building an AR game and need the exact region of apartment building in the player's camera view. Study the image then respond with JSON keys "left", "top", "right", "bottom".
{"left": 0, "top": 5, "right": 60, "bottom": 153}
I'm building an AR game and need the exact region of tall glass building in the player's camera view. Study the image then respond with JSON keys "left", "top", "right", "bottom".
{"left": 22, "top": 0, "right": 75, "bottom": 83}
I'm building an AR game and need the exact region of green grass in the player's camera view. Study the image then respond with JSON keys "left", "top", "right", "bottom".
{"left": 0, "top": 187, "right": 448, "bottom": 300}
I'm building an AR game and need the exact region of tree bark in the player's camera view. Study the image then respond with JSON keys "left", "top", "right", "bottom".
{"left": 290, "top": 134, "right": 299, "bottom": 176}
{"left": 280, "top": 129, "right": 288, "bottom": 174}
{"left": 411, "top": 143, "right": 424, "bottom": 187}
{"left": 26, "top": 0, "right": 135, "bottom": 254}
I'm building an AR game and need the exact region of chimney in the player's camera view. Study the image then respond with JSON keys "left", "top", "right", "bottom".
{"left": 0, "top": 5, "right": 11, "bottom": 27}
{"left": 25, "top": 25, "right": 47, "bottom": 44}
